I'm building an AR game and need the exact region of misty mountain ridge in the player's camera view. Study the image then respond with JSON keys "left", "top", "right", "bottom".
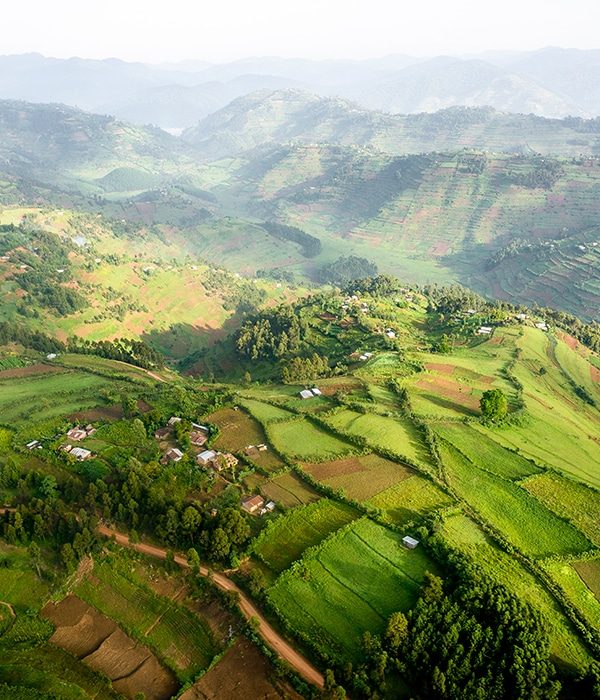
{"left": 1, "top": 48, "right": 600, "bottom": 129}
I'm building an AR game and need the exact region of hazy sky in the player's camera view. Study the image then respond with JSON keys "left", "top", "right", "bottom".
{"left": 4, "top": 0, "right": 600, "bottom": 63}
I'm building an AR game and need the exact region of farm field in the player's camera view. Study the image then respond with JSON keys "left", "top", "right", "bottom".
{"left": 267, "top": 417, "right": 356, "bottom": 461}
{"left": 302, "top": 453, "right": 414, "bottom": 501}
{"left": 75, "top": 553, "right": 219, "bottom": 682}
{"left": 204, "top": 406, "right": 285, "bottom": 470}
{"left": 433, "top": 422, "right": 542, "bottom": 479}
{"left": 268, "top": 517, "right": 437, "bottom": 662}
{"left": 488, "top": 328, "right": 600, "bottom": 487}
{"left": 252, "top": 500, "right": 358, "bottom": 573}
{"left": 239, "top": 398, "right": 295, "bottom": 424}
{"left": 542, "top": 559, "right": 600, "bottom": 634}
{"left": 261, "top": 471, "right": 321, "bottom": 507}
{"left": 521, "top": 472, "right": 600, "bottom": 546}
{"left": 0, "top": 370, "right": 121, "bottom": 425}
{"left": 573, "top": 559, "right": 600, "bottom": 601}
{"left": 441, "top": 513, "right": 592, "bottom": 670}
{"left": 368, "top": 474, "right": 453, "bottom": 523}
{"left": 322, "top": 408, "right": 432, "bottom": 467}
{"left": 438, "top": 441, "right": 593, "bottom": 559}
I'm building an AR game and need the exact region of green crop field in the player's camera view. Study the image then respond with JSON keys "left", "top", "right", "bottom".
{"left": 302, "top": 453, "right": 414, "bottom": 501}
{"left": 433, "top": 422, "right": 542, "bottom": 480}
{"left": 268, "top": 517, "right": 437, "bottom": 662}
{"left": 75, "top": 554, "right": 219, "bottom": 682}
{"left": 441, "top": 513, "right": 592, "bottom": 669}
{"left": 522, "top": 472, "right": 600, "bottom": 546}
{"left": 368, "top": 474, "right": 453, "bottom": 523}
{"left": 542, "top": 559, "right": 600, "bottom": 634}
{"left": 261, "top": 471, "right": 320, "bottom": 507}
{"left": 252, "top": 500, "right": 358, "bottom": 573}
{"left": 323, "top": 409, "right": 432, "bottom": 467}
{"left": 239, "top": 398, "right": 295, "bottom": 424}
{"left": 0, "top": 371, "right": 118, "bottom": 425}
{"left": 487, "top": 328, "right": 600, "bottom": 487}
{"left": 267, "top": 417, "right": 356, "bottom": 461}
{"left": 438, "top": 441, "right": 592, "bottom": 558}
{"left": 0, "top": 544, "right": 49, "bottom": 609}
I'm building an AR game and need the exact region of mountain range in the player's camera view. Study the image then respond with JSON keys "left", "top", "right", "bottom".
{"left": 3, "top": 47, "right": 600, "bottom": 129}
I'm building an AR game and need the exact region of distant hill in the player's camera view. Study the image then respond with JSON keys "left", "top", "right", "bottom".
{"left": 4, "top": 49, "right": 600, "bottom": 129}
{"left": 183, "top": 89, "right": 600, "bottom": 160}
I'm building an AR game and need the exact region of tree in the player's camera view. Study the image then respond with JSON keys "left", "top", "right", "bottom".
{"left": 385, "top": 611, "right": 408, "bottom": 654}
{"left": 28, "top": 541, "right": 42, "bottom": 578}
{"left": 187, "top": 547, "right": 200, "bottom": 573}
{"left": 209, "top": 528, "right": 231, "bottom": 561}
{"left": 480, "top": 388, "right": 508, "bottom": 422}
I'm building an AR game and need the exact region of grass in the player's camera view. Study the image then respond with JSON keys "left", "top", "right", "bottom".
{"left": 302, "top": 453, "right": 414, "bottom": 501}
{"left": 252, "top": 500, "right": 358, "bottom": 573}
{"left": 75, "top": 554, "right": 219, "bottom": 682}
{"left": 268, "top": 417, "right": 356, "bottom": 461}
{"left": 433, "top": 422, "right": 542, "bottom": 480}
{"left": 441, "top": 513, "right": 592, "bottom": 670}
{"left": 261, "top": 471, "right": 320, "bottom": 508}
{"left": 268, "top": 517, "right": 437, "bottom": 662}
{"left": 323, "top": 409, "right": 433, "bottom": 467}
{"left": 438, "top": 440, "right": 592, "bottom": 559}
{"left": 521, "top": 472, "right": 600, "bottom": 546}
{"left": 368, "top": 475, "right": 453, "bottom": 523}
{"left": 0, "top": 544, "right": 49, "bottom": 609}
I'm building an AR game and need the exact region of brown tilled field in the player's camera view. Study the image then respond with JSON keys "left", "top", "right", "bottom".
{"left": 204, "top": 407, "right": 285, "bottom": 470}
{"left": 0, "top": 363, "right": 66, "bottom": 379}
{"left": 415, "top": 377, "right": 481, "bottom": 413}
{"left": 180, "top": 638, "right": 302, "bottom": 700}
{"left": 302, "top": 453, "right": 414, "bottom": 501}
{"left": 262, "top": 472, "right": 320, "bottom": 507}
{"left": 42, "top": 595, "right": 178, "bottom": 700}
{"left": 573, "top": 559, "right": 600, "bottom": 602}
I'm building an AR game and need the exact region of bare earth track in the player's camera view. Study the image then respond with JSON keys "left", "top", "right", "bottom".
{"left": 97, "top": 524, "right": 325, "bottom": 690}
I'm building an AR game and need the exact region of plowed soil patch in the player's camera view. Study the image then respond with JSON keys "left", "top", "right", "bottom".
{"left": 69, "top": 405, "right": 123, "bottom": 422}
{"left": 424, "top": 362, "right": 455, "bottom": 375}
{"left": 416, "top": 377, "right": 480, "bottom": 411}
{"left": 180, "top": 638, "right": 301, "bottom": 700}
{"left": 0, "top": 363, "right": 65, "bottom": 379}
{"left": 42, "top": 595, "right": 178, "bottom": 700}
{"left": 305, "top": 456, "right": 365, "bottom": 479}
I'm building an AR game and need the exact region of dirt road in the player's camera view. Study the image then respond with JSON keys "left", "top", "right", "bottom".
{"left": 97, "top": 525, "right": 324, "bottom": 690}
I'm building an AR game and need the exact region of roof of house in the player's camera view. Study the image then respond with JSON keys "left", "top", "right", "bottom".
{"left": 300, "top": 389, "right": 314, "bottom": 399}
{"left": 155, "top": 427, "right": 171, "bottom": 438}
{"left": 402, "top": 535, "right": 419, "bottom": 546}
{"left": 242, "top": 495, "right": 265, "bottom": 508}
{"left": 166, "top": 448, "right": 184, "bottom": 460}
{"left": 198, "top": 449, "right": 217, "bottom": 461}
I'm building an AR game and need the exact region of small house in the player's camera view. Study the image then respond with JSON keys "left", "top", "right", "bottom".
{"left": 535, "top": 322, "right": 548, "bottom": 332}
{"left": 402, "top": 536, "right": 419, "bottom": 550}
{"left": 244, "top": 445, "right": 258, "bottom": 456}
{"left": 164, "top": 447, "right": 184, "bottom": 463}
{"left": 60, "top": 444, "right": 72, "bottom": 453}
{"left": 189, "top": 431, "right": 208, "bottom": 447}
{"left": 197, "top": 449, "right": 217, "bottom": 466}
{"left": 154, "top": 427, "right": 171, "bottom": 440}
{"left": 311, "top": 387, "right": 322, "bottom": 396}
{"left": 516, "top": 313, "right": 528, "bottom": 321}
{"left": 192, "top": 423, "right": 209, "bottom": 433}
{"left": 386, "top": 330, "right": 396, "bottom": 339}
{"left": 265, "top": 501, "right": 276, "bottom": 513}
{"left": 215, "top": 452, "right": 238, "bottom": 470}
{"left": 70, "top": 447, "right": 92, "bottom": 461}
{"left": 241, "top": 495, "right": 265, "bottom": 514}
{"left": 299, "top": 389, "right": 314, "bottom": 400}
{"left": 67, "top": 428, "right": 87, "bottom": 441}
{"left": 466, "top": 308, "right": 477, "bottom": 315}
{"left": 477, "top": 326, "right": 492, "bottom": 335}
{"left": 26, "top": 440, "right": 39, "bottom": 450}
{"left": 167, "top": 416, "right": 182, "bottom": 426}
{"left": 46, "top": 353, "right": 57, "bottom": 360}
{"left": 363, "top": 352, "right": 373, "bottom": 358}
{"left": 257, "top": 444, "right": 268, "bottom": 452}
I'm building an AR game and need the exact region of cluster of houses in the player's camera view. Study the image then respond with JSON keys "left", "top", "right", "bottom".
{"left": 53, "top": 425, "right": 98, "bottom": 461}
{"left": 349, "top": 350, "right": 374, "bottom": 362}
{"left": 476, "top": 325, "right": 493, "bottom": 336}
{"left": 67, "top": 425, "right": 97, "bottom": 441}
{"left": 299, "top": 387, "right": 322, "bottom": 400}
{"left": 241, "top": 494, "right": 276, "bottom": 516}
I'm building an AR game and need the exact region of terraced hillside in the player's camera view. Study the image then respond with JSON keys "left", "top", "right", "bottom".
{"left": 209, "top": 145, "right": 600, "bottom": 318}
{"left": 184, "top": 89, "right": 600, "bottom": 159}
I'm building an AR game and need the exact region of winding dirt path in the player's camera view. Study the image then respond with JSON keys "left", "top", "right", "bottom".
{"left": 97, "top": 525, "right": 324, "bottom": 690}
